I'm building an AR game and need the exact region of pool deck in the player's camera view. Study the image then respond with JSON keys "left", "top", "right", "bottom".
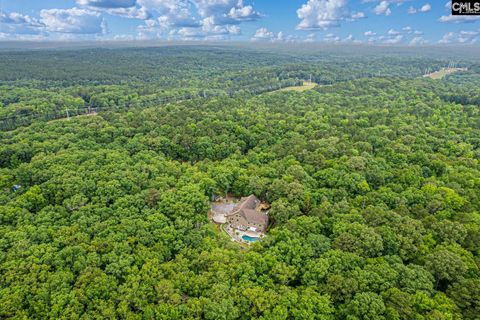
{"left": 222, "top": 224, "right": 263, "bottom": 244}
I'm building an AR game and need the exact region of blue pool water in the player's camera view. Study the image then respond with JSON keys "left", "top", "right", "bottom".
{"left": 242, "top": 235, "right": 260, "bottom": 242}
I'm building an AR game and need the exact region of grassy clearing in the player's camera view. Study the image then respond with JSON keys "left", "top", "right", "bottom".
{"left": 424, "top": 68, "right": 467, "bottom": 80}
{"left": 276, "top": 81, "right": 317, "bottom": 92}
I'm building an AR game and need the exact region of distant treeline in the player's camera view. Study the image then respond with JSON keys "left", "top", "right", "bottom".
{"left": 1, "top": 46, "right": 473, "bottom": 131}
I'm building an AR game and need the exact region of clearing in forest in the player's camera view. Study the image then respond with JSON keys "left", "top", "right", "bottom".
{"left": 276, "top": 81, "right": 317, "bottom": 92}
{"left": 210, "top": 195, "right": 269, "bottom": 244}
{"left": 423, "top": 67, "right": 467, "bottom": 80}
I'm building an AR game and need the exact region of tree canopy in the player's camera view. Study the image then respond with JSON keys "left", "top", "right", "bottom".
{"left": 0, "top": 45, "right": 479, "bottom": 319}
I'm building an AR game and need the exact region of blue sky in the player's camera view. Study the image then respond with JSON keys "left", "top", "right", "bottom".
{"left": 0, "top": 0, "right": 479, "bottom": 45}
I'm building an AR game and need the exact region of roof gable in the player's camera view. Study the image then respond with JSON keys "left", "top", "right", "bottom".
{"left": 227, "top": 195, "right": 267, "bottom": 226}
{"left": 233, "top": 195, "right": 260, "bottom": 211}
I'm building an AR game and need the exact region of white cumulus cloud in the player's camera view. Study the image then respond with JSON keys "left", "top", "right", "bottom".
{"left": 408, "top": 3, "right": 431, "bottom": 14}
{"left": 388, "top": 28, "right": 401, "bottom": 35}
{"left": 106, "top": 6, "right": 150, "bottom": 19}
{"left": 439, "top": 15, "right": 480, "bottom": 23}
{"left": 365, "top": 26, "right": 425, "bottom": 45}
{"left": 40, "top": 8, "right": 107, "bottom": 34}
{"left": 296, "top": 0, "right": 353, "bottom": 30}
{"left": 374, "top": 1, "right": 391, "bottom": 16}
{"left": 420, "top": 3, "right": 431, "bottom": 12}
{"left": 251, "top": 27, "right": 287, "bottom": 42}
{"left": 351, "top": 11, "right": 366, "bottom": 20}
{"left": 252, "top": 27, "right": 273, "bottom": 40}
{"left": 139, "top": 1, "right": 260, "bottom": 40}
{"left": 439, "top": 30, "right": 479, "bottom": 44}
{"left": 193, "top": 0, "right": 261, "bottom": 23}
{"left": 0, "top": 11, "right": 45, "bottom": 35}
{"left": 76, "top": 0, "right": 137, "bottom": 8}
{"left": 135, "top": 0, "right": 261, "bottom": 40}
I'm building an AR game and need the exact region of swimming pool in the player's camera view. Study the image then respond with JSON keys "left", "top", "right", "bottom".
{"left": 242, "top": 235, "right": 260, "bottom": 242}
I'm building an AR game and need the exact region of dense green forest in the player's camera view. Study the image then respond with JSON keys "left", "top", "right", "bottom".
{"left": 1, "top": 45, "right": 480, "bottom": 319}
{"left": 0, "top": 45, "right": 460, "bottom": 130}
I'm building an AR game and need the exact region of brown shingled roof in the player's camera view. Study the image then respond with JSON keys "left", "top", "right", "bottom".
{"left": 241, "top": 208, "right": 268, "bottom": 225}
{"left": 227, "top": 195, "right": 268, "bottom": 226}
{"left": 232, "top": 195, "right": 259, "bottom": 212}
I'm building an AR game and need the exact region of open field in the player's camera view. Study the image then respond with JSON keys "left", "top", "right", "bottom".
{"left": 423, "top": 67, "right": 468, "bottom": 80}
{"left": 276, "top": 81, "right": 317, "bottom": 92}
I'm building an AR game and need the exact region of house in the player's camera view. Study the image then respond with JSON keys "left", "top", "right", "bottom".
{"left": 226, "top": 195, "right": 268, "bottom": 233}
